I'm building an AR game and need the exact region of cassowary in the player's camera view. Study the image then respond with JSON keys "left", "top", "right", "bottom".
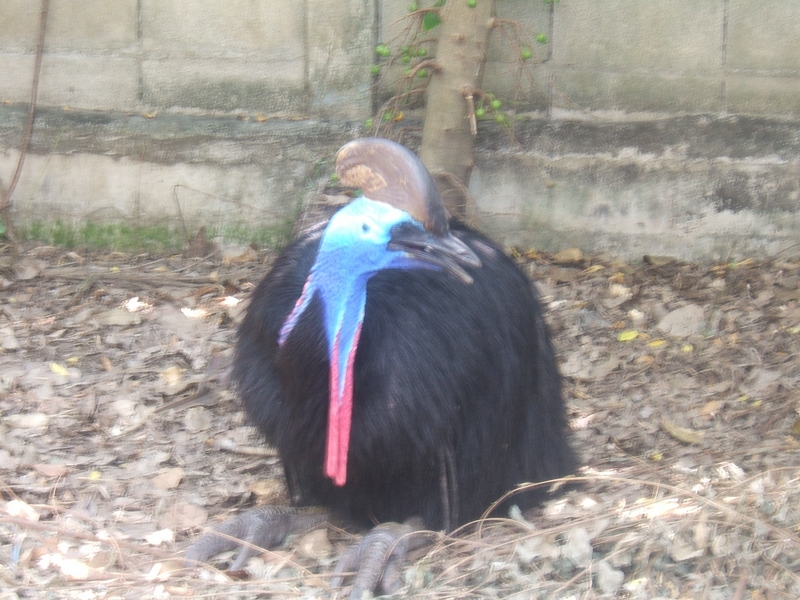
{"left": 187, "top": 138, "right": 575, "bottom": 597}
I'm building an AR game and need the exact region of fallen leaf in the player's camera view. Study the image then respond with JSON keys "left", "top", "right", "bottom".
{"left": 160, "top": 366, "right": 184, "bottom": 387}
{"left": 562, "top": 527, "right": 592, "bottom": 567}
{"left": 13, "top": 258, "right": 42, "bottom": 280}
{"left": 4, "top": 499, "right": 40, "bottom": 521}
{"left": 700, "top": 400, "right": 721, "bottom": 418}
{"left": 609, "top": 284, "right": 632, "bottom": 298}
{"left": 4, "top": 412, "right": 50, "bottom": 429}
{"left": 158, "top": 503, "right": 207, "bottom": 531}
{"left": 643, "top": 255, "right": 675, "bottom": 266}
{"left": 97, "top": 308, "right": 141, "bottom": 327}
{"left": 661, "top": 419, "right": 704, "bottom": 445}
{"left": 50, "top": 362, "right": 70, "bottom": 377}
{"left": 250, "top": 478, "right": 286, "bottom": 499}
{"left": 617, "top": 330, "right": 639, "bottom": 342}
{"left": 145, "top": 529, "right": 175, "bottom": 546}
{"left": 669, "top": 536, "right": 703, "bottom": 561}
{"left": 152, "top": 467, "right": 185, "bottom": 490}
{"left": 33, "top": 463, "right": 68, "bottom": 478}
{"left": 596, "top": 559, "right": 624, "bottom": 594}
{"left": 583, "top": 264, "right": 605, "bottom": 274}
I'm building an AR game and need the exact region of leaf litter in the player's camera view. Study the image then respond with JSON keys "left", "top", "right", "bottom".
{"left": 0, "top": 241, "right": 799, "bottom": 599}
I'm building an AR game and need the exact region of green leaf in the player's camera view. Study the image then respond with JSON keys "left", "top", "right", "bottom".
{"left": 422, "top": 11, "right": 441, "bottom": 31}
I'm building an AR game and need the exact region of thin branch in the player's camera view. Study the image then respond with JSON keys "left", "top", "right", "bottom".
{"left": 0, "top": 0, "right": 50, "bottom": 245}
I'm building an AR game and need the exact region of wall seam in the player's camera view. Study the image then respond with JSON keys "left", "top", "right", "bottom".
{"left": 720, "top": 0, "right": 729, "bottom": 113}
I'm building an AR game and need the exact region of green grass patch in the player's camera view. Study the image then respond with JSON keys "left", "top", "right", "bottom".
{"left": 19, "top": 220, "right": 294, "bottom": 254}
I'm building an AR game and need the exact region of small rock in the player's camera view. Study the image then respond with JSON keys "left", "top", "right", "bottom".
{"left": 13, "top": 258, "right": 42, "bottom": 280}
{"left": 656, "top": 304, "right": 705, "bottom": 337}
{"left": 184, "top": 406, "right": 211, "bottom": 433}
{"left": 296, "top": 529, "right": 332, "bottom": 559}
{"left": 98, "top": 308, "right": 141, "bottom": 327}
{"left": 553, "top": 247, "right": 584, "bottom": 264}
{"left": 0, "top": 328, "right": 20, "bottom": 350}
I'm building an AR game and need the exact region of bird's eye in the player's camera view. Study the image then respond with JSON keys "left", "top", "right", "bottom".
{"left": 362, "top": 223, "right": 370, "bottom": 233}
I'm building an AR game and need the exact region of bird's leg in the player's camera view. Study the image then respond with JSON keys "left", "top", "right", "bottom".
{"left": 185, "top": 505, "right": 329, "bottom": 571}
{"left": 438, "top": 444, "right": 458, "bottom": 532}
{"left": 331, "top": 516, "right": 428, "bottom": 600}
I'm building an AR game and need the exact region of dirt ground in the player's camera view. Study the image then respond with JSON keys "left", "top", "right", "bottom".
{"left": 0, "top": 238, "right": 799, "bottom": 599}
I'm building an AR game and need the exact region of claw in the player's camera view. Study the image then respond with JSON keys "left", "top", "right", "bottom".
{"left": 185, "top": 506, "right": 328, "bottom": 571}
{"left": 331, "top": 517, "right": 427, "bottom": 599}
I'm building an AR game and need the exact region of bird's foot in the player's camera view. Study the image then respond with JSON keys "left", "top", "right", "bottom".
{"left": 185, "top": 505, "right": 329, "bottom": 571}
{"left": 331, "top": 516, "right": 427, "bottom": 600}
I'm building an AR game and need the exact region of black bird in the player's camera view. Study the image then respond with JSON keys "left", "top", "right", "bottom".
{"left": 187, "top": 138, "right": 575, "bottom": 597}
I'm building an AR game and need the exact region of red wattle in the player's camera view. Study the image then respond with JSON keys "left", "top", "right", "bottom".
{"left": 325, "top": 324, "right": 361, "bottom": 486}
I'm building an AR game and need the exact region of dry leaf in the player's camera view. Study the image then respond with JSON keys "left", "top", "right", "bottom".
{"left": 152, "top": 467, "right": 185, "bottom": 490}
{"left": 554, "top": 247, "right": 584, "bottom": 264}
{"left": 4, "top": 499, "right": 40, "bottom": 521}
{"left": 158, "top": 503, "right": 207, "bottom": 531}
{"left": 144, "top": 529, "right": 175, "bottom": 546}
{"left": 295, "top": 529, "right": 332, "bottom": 559}
{"left": 643, "top": 255, "right": 675, "bottom": 266}
{"left": 4, "top": 412, "right": 50, "bottom": 429}
{"left": 160, "top": 366, "right": 184, "bottom": 387}
{"left": 33, "top": 463, "right": 68, "bottom": 478}
{"left": 700, "top": 400, "right": 721, "bottom": 418}
{"left": 50, "top": 362, "right": 70, "bottom": 377}
{"left": 661, "top": 419, "right": 704, "bottom": 445}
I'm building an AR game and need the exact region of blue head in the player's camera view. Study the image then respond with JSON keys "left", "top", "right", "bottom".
{"left": 279, "top": 138, "right": 481, "bottom": 487}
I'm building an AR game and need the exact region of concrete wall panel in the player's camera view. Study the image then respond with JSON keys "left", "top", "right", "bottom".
{"left": 727, "top": 0, "right": 800, "bottom": 72}
{"left": 306, "top": 0, "right": 374, "bottom": 119}
{"left": 553, "top": 0, "right": 723, "bottom": 73}
{"left": 38, "top": 55, "right": 140, "bottom": 110}
{"left": 0, "top": 1, "right": 42, "bottom": 52}
{"left": 140, "top": 0, "right": 304, "bottom": 59}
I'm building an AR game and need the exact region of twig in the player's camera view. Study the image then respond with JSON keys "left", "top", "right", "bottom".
{"left": 0, "top": 0, "right": 50, "bottom": 245}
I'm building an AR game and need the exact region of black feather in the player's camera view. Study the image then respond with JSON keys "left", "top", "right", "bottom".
{"left": 234, "top": 220, "right": 575, "bottom": 531}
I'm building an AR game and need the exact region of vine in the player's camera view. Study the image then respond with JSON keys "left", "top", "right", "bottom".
{"left": 365, "top": 0, "right": 552, "bottom": 139}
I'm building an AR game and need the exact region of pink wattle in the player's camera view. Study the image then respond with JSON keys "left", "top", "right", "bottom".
{"left": 325, "top": 324, "right": 362, "bottom": 486}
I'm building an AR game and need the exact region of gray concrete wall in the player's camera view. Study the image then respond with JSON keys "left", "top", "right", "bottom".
{"left": 0, "top": 0, "right": 374, "bottom": 118}
{"left": 2, "top": 1, "right": 800, "bottom": 260}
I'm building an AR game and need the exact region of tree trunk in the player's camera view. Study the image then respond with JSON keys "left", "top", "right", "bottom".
{"left": 419, "top": 0, "right": 494, "bottom": 219}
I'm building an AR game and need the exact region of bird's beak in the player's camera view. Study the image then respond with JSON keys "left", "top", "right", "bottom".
{"left": 388, "top": 223, "right": 482, "bottom": 284}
